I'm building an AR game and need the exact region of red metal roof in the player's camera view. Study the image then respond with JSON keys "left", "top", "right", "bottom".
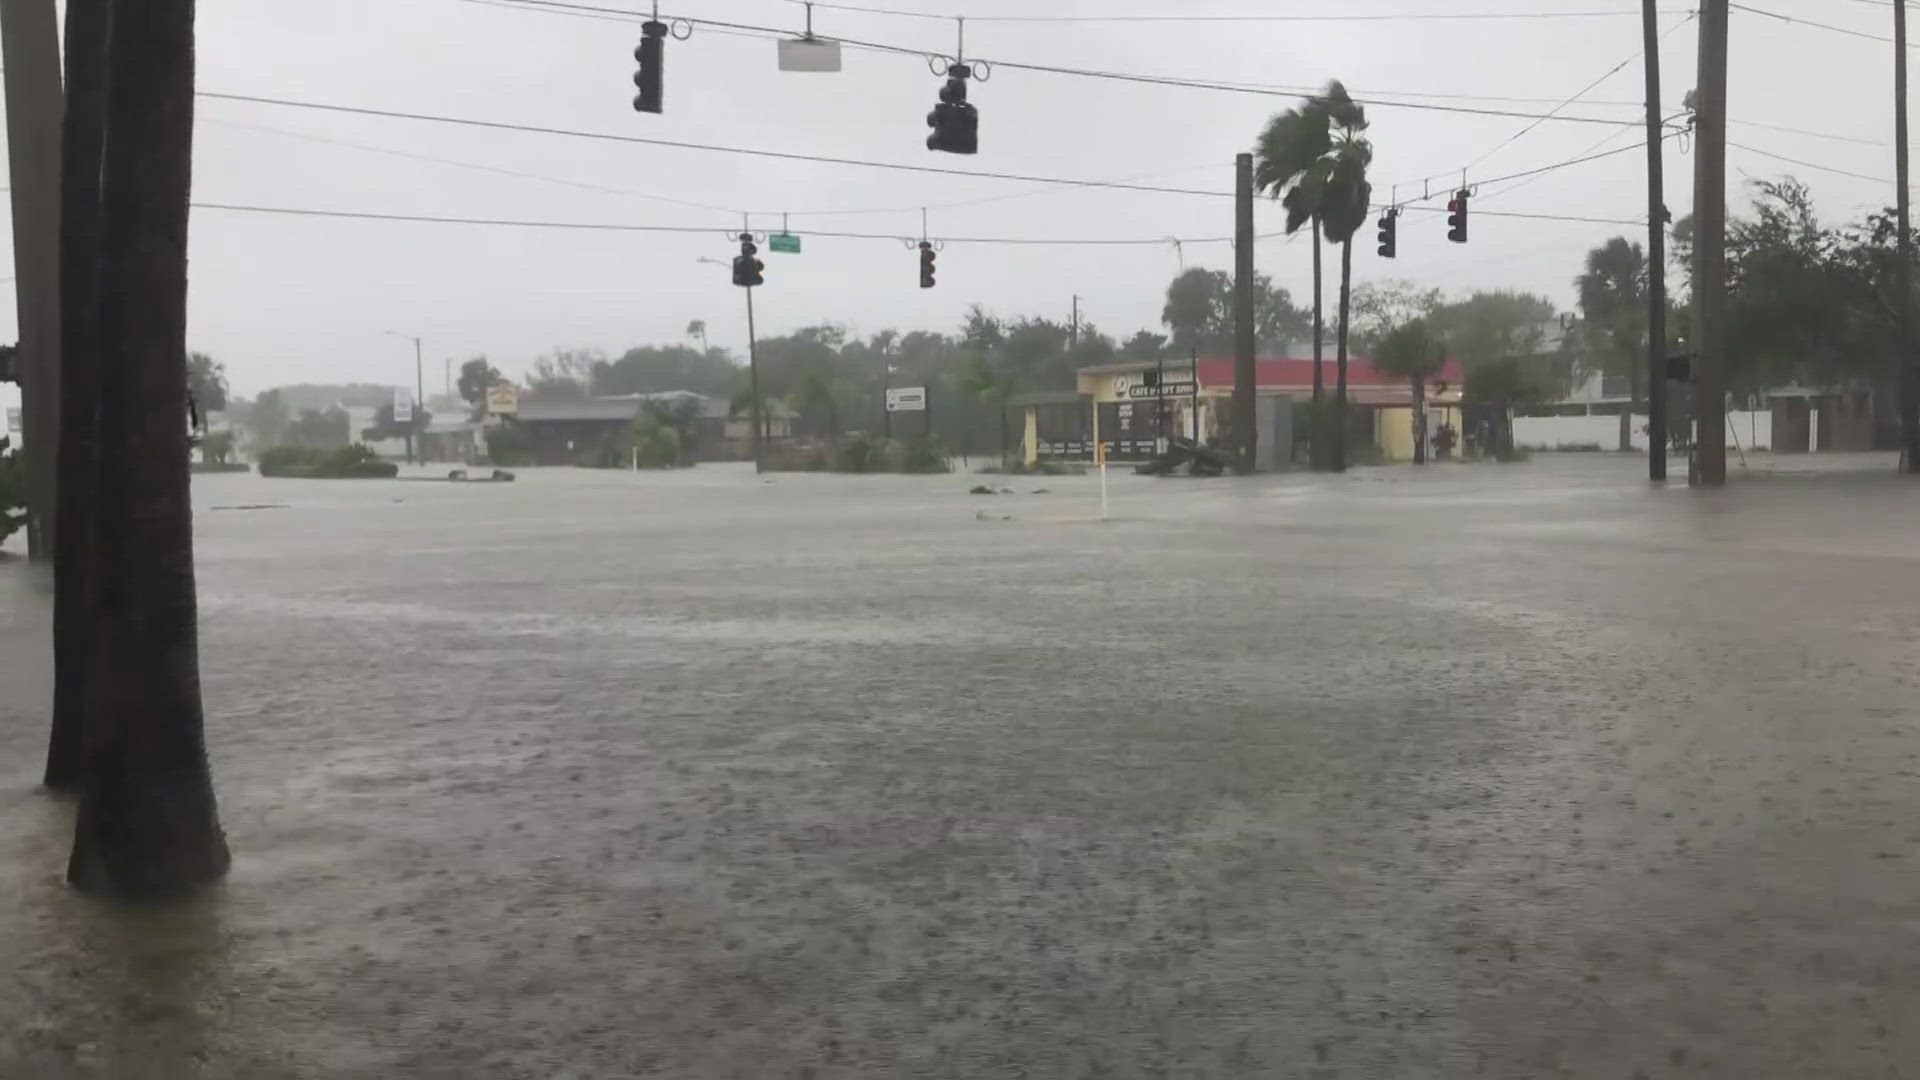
{"left": 1194, "top": 357, "right": 1465, "bottom": 391}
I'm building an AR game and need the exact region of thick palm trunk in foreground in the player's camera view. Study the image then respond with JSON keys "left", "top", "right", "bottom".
{"left": 68, "top": 0, "right": 229, "bottom": 898}
{"left": 45, "top": 0, "right": 112, "bottom": 794}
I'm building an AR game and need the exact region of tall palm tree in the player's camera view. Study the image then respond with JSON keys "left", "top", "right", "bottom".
{"left": 1371, "top": 318, "right": 1448, "bottom": 464}
{"left": 46, "top": 0, "right": 113, "bottom": 794}
{"left": 68, "top": 0, "right": 231, "bottom": 897}
{"left": 1575, "top": 237, "right": 1649, "bottom": 451}
{"left": 957, "top": 353, "right": 1013, "bottom": 464}
{"left": 1254, "top": 80, "right": 1373, "bottom": 471}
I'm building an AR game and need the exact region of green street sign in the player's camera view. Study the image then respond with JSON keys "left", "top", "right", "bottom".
{"left": 769, "top": 232, "right": 801, "bottom": 254}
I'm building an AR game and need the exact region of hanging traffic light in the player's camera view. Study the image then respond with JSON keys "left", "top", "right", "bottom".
{"left": 1376, "top": 208, "right": 1398, "bottom": 259}
{"left": 918, "top": 241, "right": 936, "bottom": 288}
{"left": 1446, "top": 189, "right": 1470, "bottom": 244}
{"left": 926, "top": 64, "right": 979, "bottom": 155}
{"left": 632, "top": 19, "right": 666, "bottom": 114}
{"left": 732, "top": 234, "right": 764, "bottom": 288}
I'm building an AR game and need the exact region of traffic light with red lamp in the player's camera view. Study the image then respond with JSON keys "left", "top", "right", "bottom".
{"left": 632, "top": 20, "right": 666, "bottom": 114}
{"left": 1446, "top": 189, "right": 1470, "bottom": 244}
{"left": 918, "top": 242, "right": 936, "bottom": 288}
{"left": 926, "top": 64, "right": 978, "bottom": 155}
{"left": 732, "top": 234, "right": 764, "bottom": 288}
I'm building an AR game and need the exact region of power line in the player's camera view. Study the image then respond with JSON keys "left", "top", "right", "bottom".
{"left": 201, "top": 88, "right": 1665, "bottom": 214}
{"left": 1729, "top": 2, "right": 1920, "bottom": 47}
{"left": 1729, "top": 140, "right": 1902, "bottom": 184}
{"left": 191, "top": 199, "right": 1645, "bottom": 235}
{"left": 779, "top": 0, "right": 1687, "bottom": 23}
{"left": 198, "top": 90, "right": 1231, "bottom": 197}
{"left": 459, "top": 0, "right": 1645, "bottom": 125}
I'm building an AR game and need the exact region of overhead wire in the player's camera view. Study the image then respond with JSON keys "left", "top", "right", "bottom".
{"left": 457, "top": 0, "right": 1644, "bottom": 125}
{"left": 775, "top": 0, "right": 1688, "bottom": 23}
{"left": 1729, "top": 1, "right": 1920, "bottom": 47}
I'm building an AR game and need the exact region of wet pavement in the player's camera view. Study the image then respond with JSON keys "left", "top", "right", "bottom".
{"left": 3, "top": 453, "right": 1919, "bottom": 1078}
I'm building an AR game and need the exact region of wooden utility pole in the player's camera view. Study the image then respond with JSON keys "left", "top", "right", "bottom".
{"left": 1897, "top": 0, "right": 1919, "bottom": 473}
{"left": 1233, "top": 152, "right": 1256, "bottom": 473}
{"left": 1691, "top": 0, "right": 1729, "bottom": 485}
{"left": 1, "top": 0, "right": 64, "bottom": 557}
{"left": 1643, "top": 0, "right": 1669, "bottom": 482}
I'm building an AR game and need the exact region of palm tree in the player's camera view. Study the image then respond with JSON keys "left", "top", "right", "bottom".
{"left": 1254, "top": 80, "right": 1374, "bottom": 471}
{"left": 67, "top": 0, "right": 231, "bottom": 897}
{"left": 46, "top": 0, "right": 112, "bottom": 794}
{"left": 1372, "top": 318, "right": 1448, "bottom": 464}
{"left": 1575, "top": 237, "right": 1650, "bottom": 451}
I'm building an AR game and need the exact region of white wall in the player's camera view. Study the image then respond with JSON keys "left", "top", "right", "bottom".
{"left": 1513, "top": 411, "right": 1772, "bottom": 451}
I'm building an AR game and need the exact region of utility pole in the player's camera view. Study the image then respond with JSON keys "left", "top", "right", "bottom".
{"left": 1643, "top": 0, "right": 1670, "bottom": 482}
{"left": 1233, "top": 152, "right": 1256, "bottom": 474}
{"left": 746, "top": 286, "right": 765, "bottom": 474}
{"left": 1897, "top": 0, "right": 1919, "bottom": 473}
{"left": 2, "top": 0, "right": 64, "bottom": 558}
{"left": 1311, "top": 214, "right": 1324, "bottom": 470}
{"left": 1069, "top": 294, "right": 1080, "bottom": 351}
{"left": 1691, "top": 0, "right": 1729, "bottom": 485}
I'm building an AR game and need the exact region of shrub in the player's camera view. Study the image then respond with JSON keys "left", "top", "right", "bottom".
{"left": 0, "top": 436, "right": 26, "bottom": 545}
{"left": 483, "top": 422, "right": 534, "bottom": 467}
{"left": 259, "top": 443, "right": 399, "bottom": 478}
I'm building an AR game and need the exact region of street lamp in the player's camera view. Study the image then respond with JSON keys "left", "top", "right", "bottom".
{"left": 384, "top": 330, "right": 424, "bottom": 466}
{"left": 696, "top": 257, "right": 766, "bottom": 474}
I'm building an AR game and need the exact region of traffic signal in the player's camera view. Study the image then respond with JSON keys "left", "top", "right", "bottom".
{"left": 918, "top": 241, "right": 936, "bottom": 288}
{"left": 1667, "top": 352, "right": 1693, "bottom": 382}
{"left": 632, "top": 19, "right": 666, "bottom": 114}
{"left": 926, "top": 64, "right": 979, "bottom": 155}
{"left": 732, "top": 234, "right": 764, "bottom": 288}
{"left": 1376, "top": 208, "right": 1398, "bottom": 259}
{"left": 1446, "top": 189, "right": 1470, "bottom": 244}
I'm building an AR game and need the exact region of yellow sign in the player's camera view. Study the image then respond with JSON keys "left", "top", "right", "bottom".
{"left": 485, "top": 383, "right": 519, "bottom": 416}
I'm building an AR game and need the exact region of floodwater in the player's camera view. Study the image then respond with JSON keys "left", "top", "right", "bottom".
{"left": 3, "top": 454, "right": 1919, "bottom": 1078}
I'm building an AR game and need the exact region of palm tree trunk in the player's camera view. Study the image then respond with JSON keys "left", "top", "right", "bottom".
{"left": 1412, "top": 376, "right": 1428, "bottom": 464}
{"left": 45, "top": 0, "right": 113, "bottom": 794}
{"left": 1333, "top": 238, "right": 1353, "bottom": 471}
{"left": 1311, "top": 215, "right": 1325, "bottom": 469}
{"left": 68, "top": 0, "right": 230, "bottom": 898}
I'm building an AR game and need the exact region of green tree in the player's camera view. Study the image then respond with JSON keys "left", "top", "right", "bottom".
{"left": 957, "top": 353, "right": 1015, "bottom": 463}
{"left": 1121, "top": 330, "right": 1168, "bottom": 359}
{"left": 1160, "top": 268, "right": 1309, "bottom": 358}
{"left": 186, "top": 351, "right": 227, "bottom": 426}
{"left": 248, "top": 388, "right": 290, "bottom": 449}
{"left": 456, "top": 356, "right": 503, "bottom": 418}
{"left": 1371, "top": 318, "right": 1448, "bottom": 464}
{"left": 1573, "top": 237, "right": 1649, "bottom": 450}
{"left": 525, "top": 348, "right": 600, "bottom": 401}
{"left": 1256, "top": 79, "right": 1374, "bottom": 471}
{"left": 1349, "top": 279, "right": 1443, "bottom": 353}
{"left": 288, "top": 407, "right": 352, "bottom": 448}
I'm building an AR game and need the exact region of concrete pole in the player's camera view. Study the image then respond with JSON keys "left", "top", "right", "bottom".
{"left": 2, "top": 0, "right": 64, "bottom": 557}
{"left": 1643, "top": 0, "right": 1670, "bottom": 482}
{"left": 1896, "top": 0, "right": 1919, "bottom": 473}
{"left": 1233, "top": 152, "right": 1256, "bottom": 474}
{"left": 1691, "top": 0, "right": 1729, "bottom": 485}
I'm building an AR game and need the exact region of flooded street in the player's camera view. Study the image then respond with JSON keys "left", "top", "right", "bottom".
{"left": 3, "top": 456, "right": 1919, "bottom": 1077}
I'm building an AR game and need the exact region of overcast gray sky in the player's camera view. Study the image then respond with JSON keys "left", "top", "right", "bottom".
{"left": 2, "top": 0, "right": 1914, "bottom": 400}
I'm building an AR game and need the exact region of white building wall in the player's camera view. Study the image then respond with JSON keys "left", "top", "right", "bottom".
{"left": 1513, "top": 411, "right": 1773, "bottom": 451}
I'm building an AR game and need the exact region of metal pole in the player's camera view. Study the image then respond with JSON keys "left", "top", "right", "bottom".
{"left": 1070, "top": 295, "right": 1079, "bottom": 351}
{"left": 746, "top": 285, "right": 765, "bottom": 474}
{"left": 1692, "top": 0, "right": 1729, "bottom": 485}
{"left": 1190, "top": 349, "right": 1200, "bottom": 442}
{"left": 1643, "top": 0, "right": 1669, "bottom": 482}
{"left": 1233, "top": 152, "right": 1256, "bottom": 473}
{"left": 414, "top": 336, "right": 424, "bottom": 465}
{"left": 2, "top": 0, "right": 64, "bottom": 558}
{"left": 1897, "top": 0, "right": 1919, "bottom": 472}
{"left": 1157, "top": 352, "right": 1167, "bottom": 445}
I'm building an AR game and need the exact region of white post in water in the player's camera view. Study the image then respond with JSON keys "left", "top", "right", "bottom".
{"left": 1093, "top": 403, "right": 1109, "bottom": 521}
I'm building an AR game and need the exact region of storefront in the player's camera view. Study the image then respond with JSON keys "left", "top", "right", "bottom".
{"left": 1015, "top": 357, "right": 1466, "bottom": 468}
